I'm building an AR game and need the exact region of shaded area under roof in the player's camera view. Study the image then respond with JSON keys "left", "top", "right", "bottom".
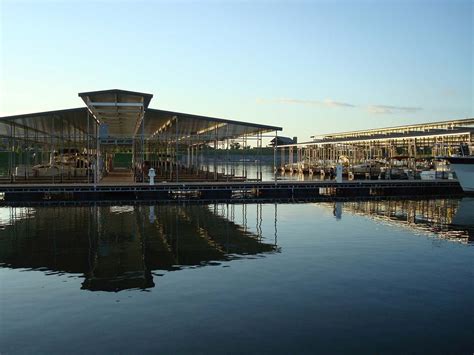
{"left": 78, "top": 89, "right": 153, "bottom": 138}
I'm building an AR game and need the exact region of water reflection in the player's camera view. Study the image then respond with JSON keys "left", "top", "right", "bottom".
{"left": 1, "top": 198, "right": 471, "bottom": 293}
{"left": 329, "top": 198, "right": 474, "bottom": 244}
{"left": 0, "top": 204, "right": 280, "bottom": 292}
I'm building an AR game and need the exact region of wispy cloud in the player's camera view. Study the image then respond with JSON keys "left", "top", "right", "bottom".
{"left": 367, "top": 105, "right": 422, "bottom": 114}
{"left": 323, "top": 99, "right": 357, "bottom": 108}
{"left": 256, "top": 97, "right": 356, "bottom": 108}
{"left": 257, "top": 97, "right": 422, "bottom": 115}
{"left": 441, "top": 89, "right": 458, "bottom": 97}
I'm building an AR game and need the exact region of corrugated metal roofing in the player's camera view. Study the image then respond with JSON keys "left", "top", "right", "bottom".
{"left": 0, "top": 89, "right": 281, "bottom": 143}
{"left": 280, "top": 127, "right": 474, "bottom": 147}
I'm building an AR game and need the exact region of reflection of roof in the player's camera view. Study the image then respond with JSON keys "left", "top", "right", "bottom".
{"left": 0, "top": 204, "right": 279, "bottom": 291}
{"left": 82, "top": 273, "right": 154, "bottom": 292}
{"left": 0, "top": 89, "right": 281, "bottom": 144}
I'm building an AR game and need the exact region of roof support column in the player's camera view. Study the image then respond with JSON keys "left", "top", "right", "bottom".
{"left": 175, "top": 116, "right": 179, "bottom": 182}
{"left": 95, "top": 119, "right": 99, "bottom": 187}
{"left": 51, "top": 117, "right": 54, "bottom": 185}
{"left": 226, "top": 125, "right": 229, "bottom": 182}
{"left": 280, "top": 145, "right": 285, "bottom": 174}
{"left": 187, "top": 146, "right": 190, "bottom": 169}
{"left": 214, "top": 125, "right": 218, "bottom": 181}
{"left": 142, "top": 111, "right": 145, "bottom": 183}
{"left": 9, "top": 123, "right": 13, "bottom": 182}
{"left": 86, "top": 110, "right": 90, "bottom": 184}
{"left": 274, "top": 130, "right": 278, "bottom": 185}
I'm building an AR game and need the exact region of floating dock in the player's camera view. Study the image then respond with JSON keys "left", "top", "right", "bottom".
{"left": 0, "top": 179, "right": 463, "bottom": 203}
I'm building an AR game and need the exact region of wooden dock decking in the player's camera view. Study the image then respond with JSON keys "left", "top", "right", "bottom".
{"left": 0, "top": 179, "right": 464, "bottom": 203}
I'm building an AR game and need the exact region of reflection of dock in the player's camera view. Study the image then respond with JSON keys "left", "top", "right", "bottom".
{"left": 182, "top": 205, "right": 275, "bottom": 255}
{"left": 326, "top": 199, "right": 473, "bottom": 244}
{"left": 0, "top": 204, "right": 278, "bottom": 291}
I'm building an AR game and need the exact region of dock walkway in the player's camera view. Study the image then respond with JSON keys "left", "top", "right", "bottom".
{"left": 0, "top": 179, "right": 464, "bottom": 203}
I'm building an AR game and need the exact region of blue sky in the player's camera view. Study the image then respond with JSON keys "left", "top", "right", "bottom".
{"left": 0, "top": 0, "right": 472, "bottom": 141}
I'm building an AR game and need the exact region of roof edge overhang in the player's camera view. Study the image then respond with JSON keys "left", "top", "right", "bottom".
{"left": 0, "top": 107, "right": 87, "bottom": 121}
{"left": 146, "top": 108, "right": 282, "bottom": 133}
{"left": 279, "top": 129, "right": 474, "bottom": 148}
{"left": 78, "top": 89, "right": 153, "bottom": 109}
{"left": 310, "top": 117, "right": 474, "bottom": 139}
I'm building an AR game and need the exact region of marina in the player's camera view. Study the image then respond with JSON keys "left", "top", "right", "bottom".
{"left": 1, "top": 93, "right": 473, "bottom": 202}
{"left": 1, "top": 90, "right": 473, "bottom": 203}
{"left": 1, "top": 91, "right": 473, "bottom": 198}
{"left": 2, "top": 1, "right": 473, "bottom": 352}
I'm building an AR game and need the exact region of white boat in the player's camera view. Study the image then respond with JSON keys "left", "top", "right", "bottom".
{"left": 29, "top": 150, "right": 91, "bottom": 178}
{"left": 419, "top": 170, "right": 451, "bottom": 180}
{"left": 351, "top": 162, "right": 382, "bottom": 176}
{"left": 446, "top": 156, "right": 474, "bottom": 192}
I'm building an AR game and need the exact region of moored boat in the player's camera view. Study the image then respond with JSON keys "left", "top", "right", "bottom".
{"left": 445, "top": 156, "right": 474, "bottom": 192}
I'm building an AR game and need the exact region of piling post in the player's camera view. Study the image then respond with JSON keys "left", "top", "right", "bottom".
{"left": 274, "top": 130, "right": 278, "bottom": 185}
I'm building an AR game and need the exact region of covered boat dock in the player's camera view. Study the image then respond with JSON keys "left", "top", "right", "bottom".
{"left": 0, "top": 89, "right": 281, "bottom": 184}
{"left": 278, "top": 118, "right": 474, "bottom": 179}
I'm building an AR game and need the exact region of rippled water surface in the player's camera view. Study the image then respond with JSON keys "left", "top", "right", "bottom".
{"left": 1, "top": 198, "right": 473, "bottom": 354}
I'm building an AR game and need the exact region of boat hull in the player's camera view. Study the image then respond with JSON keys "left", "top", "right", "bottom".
{"left": 447, "top": 157, "right": 474, "bottom": 192}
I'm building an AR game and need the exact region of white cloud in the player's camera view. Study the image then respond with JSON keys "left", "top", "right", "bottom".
{"left": 256, "top": 97, "right": 356, "bottom": 108}
{"left": 257, "top": 97, "right": 422, "bottom": 115}
{"left": 367, "top": 105, "right": 422, "bottom": 114}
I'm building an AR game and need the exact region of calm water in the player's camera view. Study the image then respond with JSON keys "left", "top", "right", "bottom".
{"left": 0, "top": 199, "right": 473, "bottom": 354}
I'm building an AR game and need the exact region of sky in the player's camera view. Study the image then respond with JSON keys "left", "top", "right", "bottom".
{"left": 0, "top": 0, "right": 472, "bottom": 142}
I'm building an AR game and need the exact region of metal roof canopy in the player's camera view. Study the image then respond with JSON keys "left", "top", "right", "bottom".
{"left": 311, "top": 118, "right": 474, "bottom": 140}
{"left": 0, "top": 107, "right": 88, "bottom": 142}
{"left": 78, "top": 89, "right": 153, "bottom": 138}
{"left": 0, "top": 89, "right": 281, "bottom": 144}
{"left": 145, "top": 108, "right": 280, "bottom": 143}
{"left": 280, "top": 127, "right": 474, "bottom": 148}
